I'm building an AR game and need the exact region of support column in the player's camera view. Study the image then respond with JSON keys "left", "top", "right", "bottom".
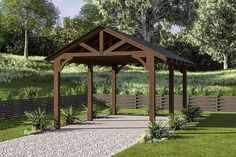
{"left": 169, "top": 63, "right": 174, "bottom": 117}
{"left": 87, "top": 64, "right": 93, "bottom": 121}
{"left": 54, "top": 61, "right": 60, "bottom": 129}
{"left": 148, "top": 56, "right": 156, "bottom": 122}
{"left": 182, "top": 65, "right": 187, "bottom": 109}
{"left": 112, "top": 65, "right": 117, "bottom": 115}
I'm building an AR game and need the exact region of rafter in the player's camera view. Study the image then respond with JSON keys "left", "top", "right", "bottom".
{"left": 79, "top": 42, "right": 99, "bottom": 54}
{"left": 104, "top": 40, "right": 126, "bottom": 54}
{"left": 103, "top": 28, "right": 167, "bottom": 61}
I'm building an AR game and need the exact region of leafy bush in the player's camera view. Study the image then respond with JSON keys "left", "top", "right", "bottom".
{"left": 182, "top": 106, "right": 202, "bottom": 122}
{"left": 83, "top": 103, "right": 101, "bottom": 118}
{"left": 60, "top": 106, "right": 80, "bottom": 125}
{"left": 147, "top": 121, "right": 174, "bottom": 140}
{"left": 169, "top": 115, "right": 187, "bottom": 130}
{"left": 24, "top": 107, "right": 49, "bottom": 131}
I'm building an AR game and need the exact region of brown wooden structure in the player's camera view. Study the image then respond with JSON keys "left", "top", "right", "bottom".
{"left": 45, "top": 25, "right": 194, "bottom": 129}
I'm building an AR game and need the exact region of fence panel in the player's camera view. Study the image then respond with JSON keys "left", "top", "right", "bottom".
{"left": 1, "top": 94, "right": 236, "bottom": 119}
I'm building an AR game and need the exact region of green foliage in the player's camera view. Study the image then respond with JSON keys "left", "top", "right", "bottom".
{"left": 83, "top": 103, "right": 101, "bottom": 118}
{"left": 60, "top": 106, "right": 80, "bottom": 125}
{"left": 147, "top": 121, "right": 173, "bottom": 140}
{"left": 182, "top": 106, "right": 202, "bottom": 122}
{"left": 188, "top": 0, "right": 236, "bottom": 69}
{"left": 1, "top": 0, "right": 59, "bottom": 57}
{"left": 24, "top": 107, "right": 49, "bottom": 131}
{"left": 169, "top": 115, "right": 187, "bottom": 130}
{"left": 97, "top": 0, "right": 195, "bottom": 42}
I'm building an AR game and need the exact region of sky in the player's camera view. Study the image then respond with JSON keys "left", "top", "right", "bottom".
{"left": 51, "top": 0, "right": 84, "bottom": 19}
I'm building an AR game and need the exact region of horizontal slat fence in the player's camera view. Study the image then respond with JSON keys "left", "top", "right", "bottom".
{"left": 0, "top": 94, "right": 236, "bottom": 119}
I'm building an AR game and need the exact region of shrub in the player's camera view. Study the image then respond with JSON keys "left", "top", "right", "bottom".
{"left": 169, "top": 115, "right": 187, "bottom": 130}
{"left": 147, "top": 121, "right": 173, "bottom": 141}
{"left": 83, "top": 103, "right": 101, "bottom": 118}
{"left": 60, "top": 106, "right": 80, "bottom": 125}
{"left": 182, "top": 106, "right": 202, "bottom": 122}
{"left": 24, "top": 107, "right": 49, "bottom": 131}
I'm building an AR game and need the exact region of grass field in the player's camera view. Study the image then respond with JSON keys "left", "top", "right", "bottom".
{"left": 1, "top": 53, "right": 236, "bottom": 101}
{"left": 115, "top": 112, "right": 236, "bottom": 157}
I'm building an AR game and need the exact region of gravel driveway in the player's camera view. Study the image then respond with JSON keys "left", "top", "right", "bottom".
{"left": 0, "top": 115, "right": 168, "bottom": 157}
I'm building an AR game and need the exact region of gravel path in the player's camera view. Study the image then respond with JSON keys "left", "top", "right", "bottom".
{"left": 0, "top": 115, "right": 168, "bottom": 157}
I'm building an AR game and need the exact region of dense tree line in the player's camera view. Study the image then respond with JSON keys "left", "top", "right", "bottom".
{"left": 0, "top": 0, "right": 235, "bottom": 70}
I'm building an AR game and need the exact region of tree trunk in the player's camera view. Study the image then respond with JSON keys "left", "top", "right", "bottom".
{"left": 223, "top": 53, "right": 228, "bottom": 70}
{"left": 24, "top": 18, "right": 29, "bottom": 59}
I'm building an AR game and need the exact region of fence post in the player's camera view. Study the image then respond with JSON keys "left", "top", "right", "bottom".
{"left": 135, "top": 95, "right": 138, "bottom": 109}
{"left": 216, "top": 96, "right": 220, "bottom": 112}
{"left": 188, "top": 95, "right": 191, "bottom": 107}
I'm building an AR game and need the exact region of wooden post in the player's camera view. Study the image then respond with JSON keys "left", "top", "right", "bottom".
{"left": 54, "top": 61, "right": 60, "bottom": 129}
{"left": 182, "top": 65, "right": 187, "bottom": 109}
{"left": 148, "top": 56, "right": 156, "bottom": 122}
{"left": 99, "top": 31, "right": 104, "bottom": 53}
{"left": 87, "top": 64, "right": 93, "bottom": 121}
{"left": 112, "top": 65, "right": 117, "bottom": 115}
{"left": 169, "top": 63, "right": 174, "bottom": 117}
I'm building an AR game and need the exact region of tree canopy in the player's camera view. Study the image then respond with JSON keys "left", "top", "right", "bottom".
{"left": 188, "top": 0, "right": 236, "bottom": 69}
{"left": 1, "top": 0, "right": 59, "bottom": 58}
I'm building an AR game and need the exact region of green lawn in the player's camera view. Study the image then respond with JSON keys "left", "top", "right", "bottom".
{"left": 115, "top": 112, "right": 236, "bottom": 157}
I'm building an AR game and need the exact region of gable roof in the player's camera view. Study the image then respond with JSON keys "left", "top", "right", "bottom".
{"left": 45, "top": 25, "right": 194, "bottom": 66}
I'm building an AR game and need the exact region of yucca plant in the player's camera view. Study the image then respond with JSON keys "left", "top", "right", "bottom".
{"left": 60, "top": 106, "right": 80, "bottom": 125}
{"left": 147, "top": 121, "right": 172, "bottom": 140}
{"left": 24, "top": 107, "right": 49, "bottom": 131}
{"left": 83, "top": 103, "right": 100, "bottom": 118}
{"left": 169, "top": 115, "right": 187, "bottom": 130}
{"left": 182, "top": 106, "right": 202, "bottom": 122}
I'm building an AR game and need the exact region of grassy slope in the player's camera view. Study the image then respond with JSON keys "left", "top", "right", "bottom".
{"left": 115, "top": 112, "right": 236, "bottom": 157}
{"left": 1, "top": 53, "right": 236, "bottom": 101}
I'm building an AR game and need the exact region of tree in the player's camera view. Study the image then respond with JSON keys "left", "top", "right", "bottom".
{"left": 96, "top": 0, "right": 196, "bottom": 42}
{"left": 48, "top": 2, "right": 103, "bottom": 51}
{"left": 1, "top": 0, "right": 59, "bottom": 59}
{"left": 188, "top": 0, "right": 236, "bottom": 69}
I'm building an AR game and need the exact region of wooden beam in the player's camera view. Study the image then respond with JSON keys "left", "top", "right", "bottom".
{"left": 99, "top": 31, "right": 104, "bottom": 53}
{"left": 182, "top": 65, "right": 187, "bottom": 109}
{"left": 104, "top": 40, "right": 126, "bottom": 54}
{"left": 117, "top": 64, "right": 126, "bottom": 73}
{"left": 54, "top": 60, "right": 60, "bottom": 129}
{"left": 148, "top": 55, "right": 156, "bottom": 122}
{"left": 87, "top": 64, "right": 93, "bottom": 121}
{"left": 169, "top": 62, "right": 174, "bottom": 117}
{"left": 112, "top": 65, "right": 117, "bottom": 115}
{"left": 103, "top": 28, "right": 167, "bottom": 61}
{"left": 79, "top": 42, "right": 99, "bottom": 54}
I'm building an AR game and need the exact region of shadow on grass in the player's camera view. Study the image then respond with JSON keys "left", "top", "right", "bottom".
{"left": 0, "top": 118, "right": 25, "bottom": 130}
{"left": 196, "top": 113, "right": 236, "bottom": 128}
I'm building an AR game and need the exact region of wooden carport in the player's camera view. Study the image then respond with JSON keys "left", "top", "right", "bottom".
{"left": 45, "top": 25, "right": 194, "bottom": 129}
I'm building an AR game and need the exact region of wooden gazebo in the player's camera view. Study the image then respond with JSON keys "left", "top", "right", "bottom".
{"left": 45, "top": 25, "right": 194, "bottom": 129}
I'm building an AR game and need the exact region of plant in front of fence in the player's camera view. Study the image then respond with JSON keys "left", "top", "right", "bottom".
{"left": 139, "top": 121, "right": 175, "bottom": 143}
{"left": 169, "top": 115, "right": 187, "bottom": 130}
{"left": 83, "top": 103, "right": 101, "bottom": 118}
{"left": 182, "top": 106, "right": 202, "bottom": 122}
{"left": 61, "top": 106, "right": 80, "bottom": 125}
{"left": 145, "top": 104, "right": 163, "bottom": 116}
{"left": 24, "top": 107, "right": 50, "bottom": 135}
